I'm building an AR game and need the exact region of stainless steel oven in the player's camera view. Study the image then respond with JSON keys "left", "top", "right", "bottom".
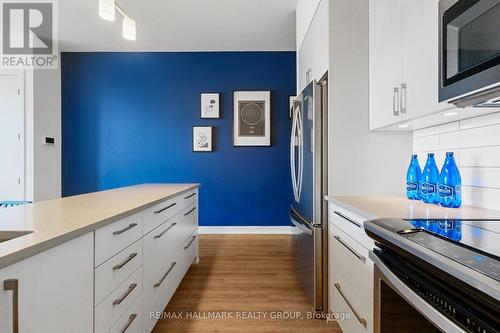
{"left": 439, "top": 0, "right": 500, "bottom": 105}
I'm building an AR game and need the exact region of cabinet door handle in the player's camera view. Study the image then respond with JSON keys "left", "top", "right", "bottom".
{"left": 113, "top": 223, "right": 138, "bottom": 235}
{"left": 184, "top": 193, "right": 196, "bottom": 200}
{"left": 118, "top": 314, "right": 137, "bottom": 333}
{"left": 393, "top": 87, "right": 400, "bottom": 116}
{"left": 334, "top": 211, "right": 362, "bottom": 228}
{"left": 4, "top": 279, "right": 19, "bottom": 333}
{"left": 400, "top": 83, "right": 407, "bottom": 114}
{"left": 154, "top": 203, "right": 177, "bottom": 214}
{"left": 184, "top": 235, "right": 197, "bottom": 250}
{"left": 333, "top": 235, "right": 366, "bottom": 263}
{"left": 113, "top": 283, "right": 137, "bottom": 305}
{"left": 154, "top": 262, "right": 177, "bottom": 288}
{"left": 113, "top": 253, "right": 138, "bottom": 270}
{"left": 184, "top": 207, "right": 197, "bottom": 216}
{"left": 154, "top": 222, "right": 177, "bottom": 239}
{"left": 335, "top": 283, "right": 367, "bottom": 327}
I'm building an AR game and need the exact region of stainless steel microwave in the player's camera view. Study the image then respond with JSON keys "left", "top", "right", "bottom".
{"left": 439, "top": 0, "right": 500, "bottom": 106}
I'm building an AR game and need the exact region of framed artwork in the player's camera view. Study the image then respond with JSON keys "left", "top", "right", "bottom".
{"left": 289, "top": 96, "right": 297, "bottom": 119}
{"left": 193, "top": 126, "right": 213, "bottom": 152}
{"left": 201, "top": 93, "right": 220, "bottom": 119}
{"left": 233, "top": 91, "right": 271, "bottom": 146}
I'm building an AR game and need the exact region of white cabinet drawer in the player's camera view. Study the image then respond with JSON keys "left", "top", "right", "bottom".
{"left": 179, "top": 203, "right": 198, "bottom": 242}
{"left": 143, "top": 196, "right": 182, "bottom": 235}
{"left": 109, "top": 295, "right": 142, "bottom": 333}
{"left": 329, "top": 205, "right": 374, "bottom": 250}
{"left": 330, "top": 225, "right": 373, "bottom": 316}
{"left": 143, "top": 253, "right": 182, "bottom": 333}
{"left": 143, "top": 213, "right": 182, "bottom": 288}
{"left": 95, "top": 239, "right": 143, "bottom": 306}
{"left": 178, "top": 230, "right": 198, "bottom": 278}
{"left": 332, "top": 280, "right": 372, "bottom": 333}
{"left": 95, "top": 267, "right": 143, "bottom": 333}
{"left": 95, "top": 214, "right": 142, "bottom": 266}
{"left": 180, "top": 189, "right": 198, "bottom": 209}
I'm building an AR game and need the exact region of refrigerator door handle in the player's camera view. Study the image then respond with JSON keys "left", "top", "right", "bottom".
{"left": 290, "top": 208, "right": 313, "bottom": 235}
{"left": 290, "top": 104, "right": 299, "bottom": 202}
{"left": 296, "top": 107, "right": 304, "bottom": 202}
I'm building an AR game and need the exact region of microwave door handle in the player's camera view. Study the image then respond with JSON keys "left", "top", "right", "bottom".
{"left": 290, "top": 105, "right": 299, "bottom": 202}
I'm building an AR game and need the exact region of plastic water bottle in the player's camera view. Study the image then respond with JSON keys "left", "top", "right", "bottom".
{"left": 406, "top": 155, "right": 422, "bottom": 200}
{"left": 421, "top": 153, "right": 440, "bottom": 204}
{"left": 438, "top": 152, "right": 462, "bottom": 208}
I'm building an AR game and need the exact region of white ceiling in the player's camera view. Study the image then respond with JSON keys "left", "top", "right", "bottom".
{"left": 59, "top": 0, "right": 298, "bottom": 52}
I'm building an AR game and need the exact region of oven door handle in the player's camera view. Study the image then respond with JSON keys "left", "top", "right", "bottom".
{"left": 371, "top": 251, "right": 466, "bottom": 333}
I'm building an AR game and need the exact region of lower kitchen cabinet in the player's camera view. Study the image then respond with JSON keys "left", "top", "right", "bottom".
{"left": 328, "top": 203, "right": 375, "bottom": 333}
{"left": 0, "top": 233, "right": 94, "bottom": 333}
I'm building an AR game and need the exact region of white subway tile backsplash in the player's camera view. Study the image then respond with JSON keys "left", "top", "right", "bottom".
{"left": 460, "top": 146, "right": 500, "bottom": 167}
{"left": 414, "top": 122, "right": 459, "bottom": 138}
{"left": 460, "top": 112, "right": 500, "bottom": 130}
{"left": 412, "top": 111, "right": 500, "bottom": 210}
{"left": 461, "top": 167, "right": 500, "bottom": 189}
{"left": 413, "top": 135, "right": 439, "bottom": 152}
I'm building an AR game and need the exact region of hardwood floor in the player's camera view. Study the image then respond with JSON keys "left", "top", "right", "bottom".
{"left": 152, "top": 234, "right": 341, "bottom": 333}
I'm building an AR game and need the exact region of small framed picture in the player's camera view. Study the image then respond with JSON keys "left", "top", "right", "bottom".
{"left": 201, "top": 93, "right": 220, "bottom": 119}
{"left": 233, "top": 91, "right": 271, "bottom": 147}
{"left": 289, "top": 96, "right": 297, "bottom": 119}
{"left": 193, "top": 126, "right": 213, "bottom": 152}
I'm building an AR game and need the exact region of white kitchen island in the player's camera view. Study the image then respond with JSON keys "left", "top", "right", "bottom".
{"left": 0, "top": 183, "right": 199, "bottom": 333}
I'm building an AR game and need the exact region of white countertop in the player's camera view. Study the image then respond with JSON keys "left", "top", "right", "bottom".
{"left": 325, "top": 195, "right": 500, "bottom": 220}
{"left": 0, "top": 184, "right": 199, "bottom": 269}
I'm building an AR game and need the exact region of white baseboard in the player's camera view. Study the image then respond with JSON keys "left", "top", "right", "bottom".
{"left": 198, "top": 226, "right": 294, "bottom": 235}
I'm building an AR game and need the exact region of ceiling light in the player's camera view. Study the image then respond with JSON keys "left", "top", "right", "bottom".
{"left": 99, "top": 0, "right": 115, "bottom": 21}
{"left": 442, "top": 111, "right": 459, "bottom": 117}
{"left": 398, "top": 123, "right": 410, "bottom": 129}
{"left": 122, "top": 17, "right": 136, "bottom": 41}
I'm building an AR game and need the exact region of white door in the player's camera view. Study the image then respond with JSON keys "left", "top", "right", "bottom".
{"left": 0, "top": 72, "right": 24, "bottom": 201}
{"left": 401, "top": 0, "right": 450, "bottom": 120}
{"left": 369, "top": 0, "right": 403, "bottom": 130}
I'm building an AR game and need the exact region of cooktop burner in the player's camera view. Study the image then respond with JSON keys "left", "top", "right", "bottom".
{"left": 400, "top": 219, "right": 500, "bottom": 282}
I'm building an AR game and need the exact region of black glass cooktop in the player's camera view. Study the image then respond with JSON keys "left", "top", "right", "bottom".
{"left": 401, "top": 219, "right": 500, "bottom": 282}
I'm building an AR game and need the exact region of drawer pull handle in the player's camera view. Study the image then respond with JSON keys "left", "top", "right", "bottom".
{"left": 334, "top": 283, "right": 367, "bottom": 327}
{"left": 4, "top": 279, "right": 19, "bottom": 333}
{"left": 113, "top": 223, "right": 138, "bottom": 235}
{"left": 154, "top": 222, "right": 177, "bottom": 239}
{"left": 184, "top": 193, "right": 196, "bottom": 200}
{"left": 118, "top": 314, "right": 137, "bottom": 333}
{"left": 154, "top": 262, "right": 177, "bottom": 288}
{"left": 184, "top": 235, "right": 197, "bottom": 250}
{"left": 113, "top": 253, "right": 138, "bottom": 270}
{"left": 333, "top": 235, "right": 366, "bottom": 263}
{"left": 154, "top": 203, "right": 177, "bottom": 214}
{"left": 184, "top": 207, "right": 197, "bottom": 216}
{"left": 334, "top": 211, "right": 362, "bottom": 228}
{"left": 113, "top": 283, "right": 137, "bottom": 306}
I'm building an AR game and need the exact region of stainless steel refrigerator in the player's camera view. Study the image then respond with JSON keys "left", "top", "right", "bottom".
{"left": 290, "top": 78, "right": 328, "bottom": 312}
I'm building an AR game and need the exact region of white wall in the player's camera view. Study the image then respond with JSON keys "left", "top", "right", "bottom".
{"left": 413, "top": 111, "right": 500, "bottom": 210}
{"left": 24, "top": 67, "right": 62, "bottom": 202}
{"left": 328, "top": 0, "right": 412, "bottom": 196}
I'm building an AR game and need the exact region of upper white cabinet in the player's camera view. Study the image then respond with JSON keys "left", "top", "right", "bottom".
{"left": 296, "top": 0, "right": 322, "bottom": 50}
{"left": 369, "top": 0, "right": 449, "bottom": 130}
{"left": 0, "top": 234, "right": 93, "bottom": 333}
{"left": 297, "top": 0, "right": 329, "bottom": 93}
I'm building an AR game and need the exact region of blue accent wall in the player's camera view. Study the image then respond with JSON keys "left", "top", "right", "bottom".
{"left": 61, "top": 52, "right": 295, "bottom": 226}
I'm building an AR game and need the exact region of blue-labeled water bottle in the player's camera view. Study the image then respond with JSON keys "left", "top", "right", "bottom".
{"left": 438, "top": 152, "right": 462, "bottom": 208}
{"left": 420, "top": 153, "right": 440, "bottom": 204}
{"left": 406, "top": 155, "right": 422, "bottom": 200}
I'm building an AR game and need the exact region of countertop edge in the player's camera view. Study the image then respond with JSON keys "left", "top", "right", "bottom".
{"left": 324, "top": 195, "right": 379, "bottom": 220}
{"left": 0, "top": 184, "right": 199, "bottom": 270}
